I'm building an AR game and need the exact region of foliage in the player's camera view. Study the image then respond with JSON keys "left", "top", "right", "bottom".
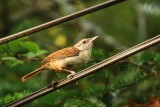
{"left": 1, "top": 49, "right": 160, "bottom": 106}
{"left": 0, "top": 37, "right": 47, "bottom": 67}
{"left": 0, "top": 90, "right": 30, "bottom": 107}
{"left": 0, "top": 0, "right": 160, "bottom": 107}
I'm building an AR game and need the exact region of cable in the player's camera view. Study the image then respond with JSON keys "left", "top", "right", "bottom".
{"left": 4, "top": 34, "right": 160, "bottom": 107}
{"left": 0, "top": 0, "right": 126, "bottom": 45}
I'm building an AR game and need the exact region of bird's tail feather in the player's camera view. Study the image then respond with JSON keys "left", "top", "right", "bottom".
{"left": 22, "top": 65, "right": 45, "bottom": 82}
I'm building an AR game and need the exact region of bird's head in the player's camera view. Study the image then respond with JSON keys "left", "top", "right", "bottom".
{"left": 74, "top": 36, "right": 99, "bottom": 51}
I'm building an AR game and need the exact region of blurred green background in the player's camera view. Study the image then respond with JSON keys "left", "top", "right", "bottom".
{"left": 0, "top": 0, "right": 160, "bottom": 106}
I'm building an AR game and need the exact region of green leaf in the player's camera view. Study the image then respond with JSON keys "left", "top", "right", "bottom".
{"left": 1, "top": 57, "right": 16, "bottom": 61}
{"left": 35, "top": 49, "right": 48, "bottom": 56}
{"left": 23, "top": 51, "right": 36, "bottom": 58}
{"left": 0, "top": 90, "right": 30, "bottom": 106}
{"left": 23, "top": 49, "right": 47, "bottom": 58}
{"left": 1, "top": 56, "right": 24, "bottom": 67}
{"left": 21, "top": 41, "right": 39, "bottom": 52}
{"left": 140, "top": 52, "right": 154, "bottom": 62}
{"left": 0, "top": 44, "right": 7, "bottom": 53}
{"left": 92, "top": 48, "right": 106, "bottom": 60}
{"left": 9, "top": 40, "right": 20, "bottom": 52}
{"left": 5, "top": 59, "right": 24, "bottom": 67}
{"left": 11, "top": 60, "right": 24, "bottom": 67}
{"left": 8, "top": 37, "right": 28, "bottom": 53}
{"left": 87, "top": 97, "right": 106, "bottom": 107}
{"left": 154, "top": 53, "right": 160, "bottom": 62}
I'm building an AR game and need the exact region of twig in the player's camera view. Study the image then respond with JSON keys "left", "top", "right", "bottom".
{"left": 127, "top": 60, "right": 160, "bottom": 78}
{"left": 0, "top": 57, "right": 43, "bottom": 62}
{"left": 0, "top": 0, "right": 126, "bottom": 45}
{"left": 4, "top": 35, "right": 160, "bottom": 107}
{"left": 17, "top": 57, "right": 43, "bottom": 61}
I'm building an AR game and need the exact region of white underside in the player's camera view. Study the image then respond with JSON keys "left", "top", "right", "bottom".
{"left": 48, "top": 50, "right": 91, "bottom": 71}
{"left": 64, "top": 49, "right": 91, "bottom": 65}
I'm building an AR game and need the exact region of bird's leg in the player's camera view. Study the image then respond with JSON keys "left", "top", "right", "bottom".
{"left": 62, "top": 69, "right": 76, "bottom": 78}
{"left": 51, "top": 71, "right": 60, "bottom": 88}
{"left": 51, "top": 71, "right": 60, "bottom": 81}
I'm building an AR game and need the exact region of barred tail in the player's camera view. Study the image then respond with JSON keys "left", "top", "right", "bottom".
{"left": 22, "top": 65, "right": 45, "bottom": 82}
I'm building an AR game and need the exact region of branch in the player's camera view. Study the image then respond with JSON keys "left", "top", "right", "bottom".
{"left": 0, "top": 0, "right": 126, "bottom": 45}
{"left": 127, "top": 60, "right": 160, "bottom": 78}
{"left": 17, "top": 57, "right": 43, "bottom": 62}
{"left": 4, "top": 35, "right": 160, "bottom": 107}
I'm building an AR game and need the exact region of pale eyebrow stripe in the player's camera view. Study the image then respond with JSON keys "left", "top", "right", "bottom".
{"left": 75, "top": 40, "right": 84, "bottom": 47}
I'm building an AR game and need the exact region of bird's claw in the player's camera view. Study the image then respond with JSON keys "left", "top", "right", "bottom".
{"left": 67, "top": 73, "right": 76, "bottom": 79}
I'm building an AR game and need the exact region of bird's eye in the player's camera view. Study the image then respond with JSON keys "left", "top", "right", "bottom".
{"left": 83, "top": 41, "right": 86, "bottom": 44}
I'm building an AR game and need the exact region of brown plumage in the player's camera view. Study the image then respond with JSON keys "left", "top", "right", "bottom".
{"left": 21, "top": 64, "right": 46, "bottom": 82}
{"left": 21, "top": 36, "right": 98, "bottom": 82}
{"left": 42, "top": 47, "right": 80, "bottom": 64}
{"left": 22, "top": 47, "right": 80, "bottom": 82}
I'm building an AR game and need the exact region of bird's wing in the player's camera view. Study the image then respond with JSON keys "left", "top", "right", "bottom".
{"left": 42, "top": 47, "right": 80, "bottom": 64}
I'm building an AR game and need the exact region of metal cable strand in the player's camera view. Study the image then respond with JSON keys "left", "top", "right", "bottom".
{"left": 1, "top": 1, "right": 127, "bottom": 106}
{"left": 0, "top": 0, "right": 126, "bottom": 45}
{"left": 4, "top": 34, "right": 160, "bottom": 107}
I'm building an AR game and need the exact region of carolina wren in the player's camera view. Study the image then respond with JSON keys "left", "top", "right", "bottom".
{"left": 22, "top": 36, "right": 98, "bottom": 82}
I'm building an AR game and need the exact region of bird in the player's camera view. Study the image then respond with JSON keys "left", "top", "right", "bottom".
{"left": 21, "top": 36, "right": 99, "bottom": 82}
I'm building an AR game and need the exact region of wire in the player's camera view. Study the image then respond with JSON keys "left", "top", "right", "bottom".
{"left": 4, "top": 34, "right": 160, "bottom": 107}
{"left": 0, "top": 0, "right": 126, "bottom": 45}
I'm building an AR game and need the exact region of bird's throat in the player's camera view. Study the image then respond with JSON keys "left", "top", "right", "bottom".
{"left": 79, "top": 49, "right": 92, "bottom": 62}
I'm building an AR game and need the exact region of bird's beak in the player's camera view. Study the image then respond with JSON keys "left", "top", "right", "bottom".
{"left": 90, "top": 36, "right": 99, "bottom": 42}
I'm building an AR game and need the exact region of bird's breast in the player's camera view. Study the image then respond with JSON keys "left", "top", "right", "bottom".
{"left": 64, "top": 50, "right": 91, "bottom": 64}
{"left": 46, "top": 50, "right": 91, "bottom": 71}
{"left": 64, "top": 56, "right": 84, "bottom": 65}
{"left": 79, "top": 50, "right": 91, "bottom": 62}
{"left": 47, "top": 56, "right": 83, "bottom": 71}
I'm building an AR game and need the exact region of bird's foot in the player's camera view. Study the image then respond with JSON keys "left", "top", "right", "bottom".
{"left": 67, "top": 72, "right": 76, "bottom": 79}
{"left": 61, "top": 69, "right": 76, "bottom": 79}
{"left": 51, "top": 80, "right": 59, "bottom": 88}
